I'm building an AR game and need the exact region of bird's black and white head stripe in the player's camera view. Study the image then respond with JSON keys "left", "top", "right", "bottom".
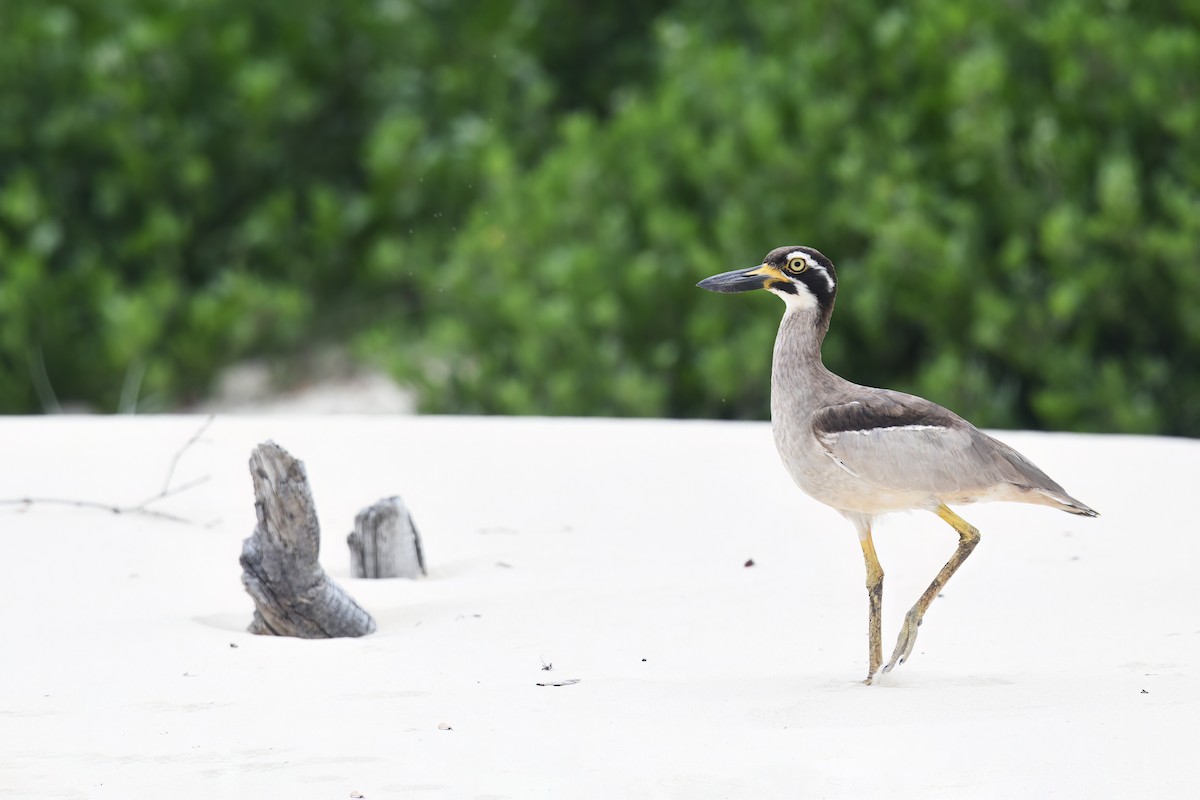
{"left": 761, "top": 245, "right": 837, "bottom": 312}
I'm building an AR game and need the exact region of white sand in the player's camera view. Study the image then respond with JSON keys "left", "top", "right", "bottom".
{"left": 0, "top": 416, "right": 1195, "bottom": 798}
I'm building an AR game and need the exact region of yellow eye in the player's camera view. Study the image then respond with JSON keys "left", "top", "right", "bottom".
{"left": 788, "top": 258, "right": 808, "bottom": 273}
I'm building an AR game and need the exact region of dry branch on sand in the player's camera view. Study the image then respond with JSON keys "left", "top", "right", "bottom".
{"left": 0, "top": 416, "right": 215, "bottom": 525}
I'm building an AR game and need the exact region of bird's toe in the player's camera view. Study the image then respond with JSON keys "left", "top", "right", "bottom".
{"left": 883, "top": 611, "right": 922, "bottom": 673}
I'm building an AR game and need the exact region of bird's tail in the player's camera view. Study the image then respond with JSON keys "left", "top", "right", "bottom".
{"left": 1033, "top": 488, "right": 1099, "bottom": 517}
{"left": 995, "top": 442, "right": 1099, "bottom": 518}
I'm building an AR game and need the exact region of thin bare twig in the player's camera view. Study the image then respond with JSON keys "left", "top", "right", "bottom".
{"left": 130, "top": 474, "right": 212, "bottom": 511}
{"left": 162, "top": 415, "right": 214, "bottom": 494}
{"left": 0, "top": 415, "right": 216, "bottom": 526}
{"left": 27, "top": 345, "right": 61, "bottom": 414}
{"left": 0, "top": 497, "right": 191, "bottom": 524}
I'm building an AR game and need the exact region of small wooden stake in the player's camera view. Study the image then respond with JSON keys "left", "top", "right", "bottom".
{"left": 347, "top": 496, "right": 427, "bottom": 579}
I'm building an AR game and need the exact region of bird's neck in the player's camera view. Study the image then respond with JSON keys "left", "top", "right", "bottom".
{"left": 771, "top": 306, "right": 834, "bottom": 413}
{"left": 773, "top": 305, "right": 829, "bottom": 370}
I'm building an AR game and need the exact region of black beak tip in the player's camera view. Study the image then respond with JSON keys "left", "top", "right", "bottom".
{"left": 697, "top": 269, "right": 762, "bottom": 294}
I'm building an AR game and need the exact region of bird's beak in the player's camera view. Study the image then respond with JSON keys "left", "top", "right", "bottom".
{"left": 696, "top": 264, "right": 782, "bottom": 293}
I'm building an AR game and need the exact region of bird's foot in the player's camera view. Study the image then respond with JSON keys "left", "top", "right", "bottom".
{"left": 882, "top": 609, "right": 922, "bottom": 673}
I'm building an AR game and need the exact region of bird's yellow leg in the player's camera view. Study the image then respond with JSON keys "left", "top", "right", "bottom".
{"left": 859, "top": 526, "right": 884, "bottom": 684}
{"left": 882, "top": 504, "right": 980, "bottom": 674}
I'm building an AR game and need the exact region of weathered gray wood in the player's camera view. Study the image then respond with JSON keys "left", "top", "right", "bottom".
{"left": 347, "top": 496, "right": 427, "bottom": 579}
{"left": 239, "top": 441, "right": 376, "bottom": 638}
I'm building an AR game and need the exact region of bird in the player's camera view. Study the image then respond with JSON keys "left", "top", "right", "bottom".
{"left": 697, "top": 245, "right": 1097, "bottom": 684}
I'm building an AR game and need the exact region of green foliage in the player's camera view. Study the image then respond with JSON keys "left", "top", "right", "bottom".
{"left": 2, "top": 0, "right": 1198, "bottom": 434}
{"left": 391, "top": 0, "right": 1200, "bottom": 434}
{"left": 0, "top": 0, "right": 554, "bottom": 410}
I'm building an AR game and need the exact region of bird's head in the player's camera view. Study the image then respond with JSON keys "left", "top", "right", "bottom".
{"left": 696, "top": 245, "right": 837, "bottom": 313}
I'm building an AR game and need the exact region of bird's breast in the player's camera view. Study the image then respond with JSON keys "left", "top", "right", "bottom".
{"left": 769, "top": 397, "right": 938, "bottom": 517}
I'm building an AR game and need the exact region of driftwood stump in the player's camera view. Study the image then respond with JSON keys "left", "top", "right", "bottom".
{"left": 240, "top": 441, "right": 376, "bottom": 637}
{"left": 347, "top": 496, "right": 427, "bottom": 579}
